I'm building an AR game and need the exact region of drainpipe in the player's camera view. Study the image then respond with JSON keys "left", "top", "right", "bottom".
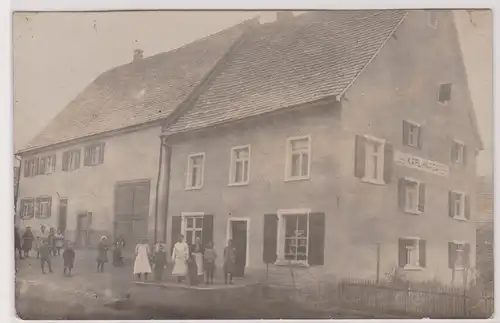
{"left": 14, "top": 155, "right": 21, "bottom": 221}
{"left": 153, "top": 135, "right": 172, "bottom": 244}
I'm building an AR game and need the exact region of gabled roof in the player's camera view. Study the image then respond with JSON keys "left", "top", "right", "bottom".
{"left": 19, "top": 18, "right": 257, "bottom": 153}
{"left": 165, "top": 10, "right": 408, "bottom": 134}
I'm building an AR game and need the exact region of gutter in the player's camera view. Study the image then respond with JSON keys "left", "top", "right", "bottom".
{"left": 14, "top": 155, "right": 21, "bottom": 217}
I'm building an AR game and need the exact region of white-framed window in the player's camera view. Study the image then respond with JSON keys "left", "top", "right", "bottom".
{"left": 449, "top": 190, "right": 468, "bottom": 220}
{"left": 399, "top": 178, "right": 425, "bottom": 214}
{"left": 63, "top": 149, "right": 81, "bottom": 171}
{"left": 35, "top": 196, "right": 52, "bottom": 219}
{"left": 427, "top": 10, "right": 438, "bottom": 29}
{"left": 399, "top": 237, "right": 426, "bottom": 270}
{"left": 277, "top": 209, "right": 311, "bottom": 264}
{"left": 186, "top": 153, "right": 205, "bottom": 190}
{"left": 285, "top": 135, "right": 311, "bottom": 181}
{"left": 438, "top": 83, "right": 452, "bottom": 104}
{"left": 449, "top": 241, "right": 471, "bottom": 270}
{"left": 364, "top": 136, "right": 385, "bottom": 183}
{"left": 229, "top": 145, "right": 250, "bottom": 185}
{"left": 84, "top": 143, "right": 105, "bottom": 167}
{"left": 38, "top": 155, "right": 56, "bottom": 175}
{"left": 451, "top": 141, "right": 465, "bottom": 164}
{"left": 20, "top": 198, "right": 34, "bottom": 219}
{"left": 182, "top": 214, "right": 204, "bottom": 245}
{"left": 403, "top": 120, "right": 421, "bottom": 148}
{"left": 405, "top": 180, "right": 419, "bottom": 212}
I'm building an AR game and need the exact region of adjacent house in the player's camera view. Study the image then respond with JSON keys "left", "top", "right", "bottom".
{"left": 476, "top": 176, "right": 493, "bottom": 288}
{"left": 162, "top": 10, "right": 482, "bottom": 284}
{"left": 17, "top": 10, "right": 483, "bottom": 285}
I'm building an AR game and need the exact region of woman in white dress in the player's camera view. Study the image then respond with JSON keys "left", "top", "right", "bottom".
{"left": 172, "top": 234, "right": 189, "bottom": 282}
{"left": 133, "top": 238, "right": 152, "bottom": 281}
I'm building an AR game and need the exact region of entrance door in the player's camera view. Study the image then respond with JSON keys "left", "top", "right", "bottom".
{"left": 230, "top": 220, "right": 248, "bottom": 277}
{"left": 76, "top": 212, "right": 92, "bottom": 248}
{"left": 57, "top": 199, "right": 68, "bottom": 234}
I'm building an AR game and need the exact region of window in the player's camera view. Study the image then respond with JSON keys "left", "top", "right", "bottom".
{"left": 355, "top": 135, "right": 393, "bottom": 185}
{"left": 38, "top": 155, "right": 56, "bottom": 175}
{"left": 448, "top": 242, "right": 471, "bottom": 270}
{"left": 20, "top": 198, "right": 34, "bottom": 219}
{"left": 184, "top": 215, "right": 204, "bottom": 245}
{"left": 438, "top": 83, "right": 452, "bottom": 104}
{"left": 24, "top": 158, "right": 38, "bottom": 177}
{"left": 84, "top": 143, "right": 105, "bottom": 166}
{"left": 398, "top": 178, "right": 425, "bottom": 214}
{"left": 229, "top": 145, "right": 250, "bottom": 185}
{"left": 398, "top": 238, "right": 426, "bottom": 269}
{"left": 449, "top": 191, "right": 470, "bottom": 221}
{"left": 427, "top": 10, "right": 438, "bottom": 28}
{"left": 186, "top": 153, "right": 205, "bottom": 189}
{"left": 35, "top": 196, "right": 52, "bottom": 219}
{"left": 286, "top": 136, "right": 311, "bottom": 181}
{"left": 62, "top": 149, "right": 81, "bottom": 171}
{"left": 451, "top": 141, "right": 466, "bottom": 165}
{"left": 403, "top": 120, "right": 421, "bottom": 148}
{"left": 284, "top": 214, "right": 308, "bottom": 261}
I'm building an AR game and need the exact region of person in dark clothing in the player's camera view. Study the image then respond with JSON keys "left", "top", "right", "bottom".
{"left": 15, "top": 226, "right": 23, "bottom": 260}
{"left": 223, "top": 239, "right": 236, "bottom": 284}
{"left": 96, "top": 236, "right": 109, "bottom": 273}
{"left": 22, "top": 227, "right": 35, "bottom": 258}
{"left": 204, "top": 241, "right": 217, "bottom": 284}
{"left": 62, "top": 242, "right": 75, "bottom": 276}
{"left": 153, "top": 241, "right": 167, "bottom": 281}
{"left": 113, "top": 237, "right": 125, "bottom": 267}
{"left": 47, "top": 228, "right": 56, "bottom": 256}
{"left": 186, "top": 253, "right": 199, "bottom": 286}
{"left": 39, "top": 239, "right": 53, "bottom": 274}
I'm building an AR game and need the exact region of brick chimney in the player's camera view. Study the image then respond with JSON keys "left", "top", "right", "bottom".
{"left": 133, "top": 49, "right": 144, "bottom": 61}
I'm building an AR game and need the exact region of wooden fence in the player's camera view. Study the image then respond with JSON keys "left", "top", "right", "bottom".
{"left": 338, "top": 279, "right": 494, "bottom": 318}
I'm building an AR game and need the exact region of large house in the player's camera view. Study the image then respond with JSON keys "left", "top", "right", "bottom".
{"left": 17, "top": 10, "right": 482, "bottom": 284}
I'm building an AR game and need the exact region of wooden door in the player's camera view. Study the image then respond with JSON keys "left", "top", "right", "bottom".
{"left": 57, "top": 199, "right": 68, "bottom": 233}
{"left": 231, "top": 221, "right": 247, "bottom": 277}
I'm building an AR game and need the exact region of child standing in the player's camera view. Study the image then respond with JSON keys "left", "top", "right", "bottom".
{"left": 54, "top": 230, "right": 65, "bottom": 256}
{"left": 62, "top": 242, "right": 75, "bottom": 276}
{"left": 153, "top": 241, "right": 167, "bottom": 281}
{"left": 203, "top": 241, "right": 217, "bottom": 284}
{"left": 39, "top": 239, "right": 53, "bottom": 274}
{"left": 186, "top": 253, "right": 199, "bottom": 286}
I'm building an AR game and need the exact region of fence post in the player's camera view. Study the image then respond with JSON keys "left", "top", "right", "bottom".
{"left": 376, "top": 242, "right": 381, "bottom": 284}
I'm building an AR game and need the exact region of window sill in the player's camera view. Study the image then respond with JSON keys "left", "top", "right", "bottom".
{"left": 284, "top": 176, "right": 310, "bottom": 183}
{"left": 228, "top": 182, "right": 249, "bottom": 187}
{"left": 452, "top": 216, "right": 469, "bottom": 222}
{"left": 403, "top": 265, "right": 423, "bottom": 271}
{"left": 404, "top": 209, "right": 423, "bottom": 215}
{"left": 437, "top": 101, "right": 449, "bottom": 107}
{"left": 275, "top": 259, "right": 310, "bottom": 268}
{"left": 361, "top": 177, "right": 385, "bottom": 186}
{"left": 185, "top": 186, "right": 203, "bottom": 191}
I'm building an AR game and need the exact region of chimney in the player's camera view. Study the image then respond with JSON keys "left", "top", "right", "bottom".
{"left": 276, "top": 11, "right": 294, "bottom": 21}
{"left": 133, "top": 49, "right": 144, "bottom": 61}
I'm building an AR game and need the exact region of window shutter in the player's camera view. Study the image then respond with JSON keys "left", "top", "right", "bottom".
{"left": 418, "top": 183, "right": 426, "bottom": 212}
{"left": 398, "top": 239, "right": 408, "bottom": 267}
{"left": 451, "top": 142, "right": 457, "bottom": 163}
{"left": 448, "top": 191, "right": 455, "bottom": 218}
{"left": 464, "top": 195, "right": 471, "bottom": 220}
{"left": 462, "top": 145, "right": 467, "bottom": 166}
{"left": 383, "top": 143, "right": 393, "bottom": 184}
{"left": 354, "top": 135, "right": 366, "bottom": 178}
{"left": 402, "top": 121, "right": 409, "bottom": 146}
{"left": 419, "top": 240, "right": 426, "bottom": 267}
{"left": 448, "top": 242, "right": 457, "bottom": 268}
{"left": 464, "top": 243, "right": 471, "bottom": 267}
{"left": 84, "top": 147, "right": 90, "bottom": 166}
{"left": 99, "top": 143, "right": 106, "bottom": 164}
{"left": 76, "top": 150, "right": 81, "bottom": 169}
{"left": 308, "top": 212, "right": 326, "bottom": 266}
{"left": 62, "top": 152, "right": 69, "bottom": 171}
{"left": 24, "top": 161, "right": 29, "bottom": 177}
{"left": 417, "top": 127, "right": 422, "bottom": 149}
{"left": 34, "top": 157, "right": 39, "bottom": 176}
{"left": 263, "top": 214, "right": 278, "bottom": 264}
{"left": 398, "top": 178, "right": 406, "bottom": 211}
{"left": 202, "top": 214, "right": 214, "bottom": 247}
{"left": 52, "top": 155, "right": 56, "bottom": 172}
{"left": 170, "top": 216, "right": 182, "bottom": 254}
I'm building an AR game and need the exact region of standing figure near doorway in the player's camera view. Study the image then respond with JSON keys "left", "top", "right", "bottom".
{"left": 113, "top": 236, "right": 125, "bottom": 267}
{"left": 204, "top": 241, "right": 217, "bottom": 284}
{"left": 223, "top": 239, "right": 236, "bottom": 284}
{"left": 153, "top": 241, "right": 167, "bottom": 281}
{"left": 22, "top": 227, "right": 35, "bottom": 258}
{"left": 171, "top": 234, "right": 189, "bottom": 283}
{"left": 96, "top": 236, "right": 109, "bottom": 273}
{"left": 35, "top": 225, "right": 48, "bottom": 259}
{"left": 134, "top": 238, "right": 152, "bottom": 281}
{"left": 190, "top": 237, "right": 205, "bottom": 280}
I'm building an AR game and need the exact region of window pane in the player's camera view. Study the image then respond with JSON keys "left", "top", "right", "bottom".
{"left": 235, "top": 161, "right": 243, "bottom": 183}
{"left": 191, "top": 167, "right": 198, "bottom": 187}
{"left": 195, "top": 217, "right": 203, "bottom": 229}
{"left": 194, "top": 230, "right": 203, "bottom": 243}
{"left": 285, "top": 215, "right": 298, "bottom": 237}
{"left": 301, "top": 153, "right": 309, "bottom": 176}
{"left": 187, "top": 217, "right": 193, "bottom": 228}
{"left": 291, "top": 154, "right": 301, "bottom": 177}
{"left": 186, "top": 231, "right": 193, "bottom": 245}
{"left": 291, "top": 139, "right": 308, "bottom": 151}
{"left": 297, "top": 215, "right": 307, "bottom": 235}
{"left": 236, "top": 148, "right": 248, "bottom": 159}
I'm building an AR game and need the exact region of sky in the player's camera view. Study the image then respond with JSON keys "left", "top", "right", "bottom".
{"left": 13, "top": 10, "right": 493, "bottom": 176}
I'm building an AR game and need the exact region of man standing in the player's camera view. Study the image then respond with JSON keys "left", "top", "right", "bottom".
{"left": 39, "top": 239, "right": 53, "bottom": 274}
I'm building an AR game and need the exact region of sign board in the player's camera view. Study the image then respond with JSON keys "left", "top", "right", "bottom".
{"left": 394, "top": 151, "right": 449, "bottom": 177}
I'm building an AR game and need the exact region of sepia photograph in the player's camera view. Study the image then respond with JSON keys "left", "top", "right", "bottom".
{"left": 12, "top": 8, "right": 493, "bottom": 319}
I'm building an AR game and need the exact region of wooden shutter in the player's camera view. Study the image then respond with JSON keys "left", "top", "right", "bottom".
{"left": 170, "top": 216, "right": 182, "bottom": 254}
{"left": 418, "top": 183, "right": 426, "bottom": 212}
{"left": 398, "top": 239, "right": 408, "bottom": 267}
{"left": 28, "top": 200, "right": 34, "bottom": 218}
{"left": 462, "top": 145, "right": 467, "bottom": 165}
{"left": 419, "top": 240, "right": 426, "bottom": 267}
{"left": 448, "top": 242, "right": 457, "bottom": 268}
{"left": 24, "top": 160, "right": 29, "bottom": 177}
{"left": 99, "top": 143, "right": 106, "bottom": 164}
{"left": 263, "top": 214, "right": 278, "bottom": 264}
{"left": 75, "top": 150, "right": 81, "bottom": 169}
{"left": 308, "top": 212, "right": 326, "bottom": 266}
{"left": 354, "top": 135, "right": 366, "bottom": 178}
{"left": 52, "top": 155, "right": 56, "bottom": 172}
{"left": 417, "top": 127, "right": 422, "bottom": 149}
{"left": 464, "top": 243, "right": 471, "bottom": 267}
{"left": 398, "top": 178, "right": 406, "bottom": 211}
{"left": 34, "top": 157, "right": 39, "bottom": 176}
{"left": 451, "top": 142, "right": 457, "bottom": 163}
{"left": 62, "top": 152, "right": 69, "bottom": 171}
{"left": 402, "top": 121, "right": 409, "bottom": 146}
{"left": 448, "top": 191, "right": 455, "bottom": 218}
{"left": 383, "top": 143, "right": 393, "bottom": 184}
{"left": 464, "top": 195, "right": 470, "bottom": 220}
{"left": 84, "top": 147, "right": 90, "bottom": 166}
{"left": 202, "top": 214, "right": 214, "bottom": 247}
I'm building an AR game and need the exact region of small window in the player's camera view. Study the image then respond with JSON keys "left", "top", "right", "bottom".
{"left": 438, "top": 83, "right": 452, "bottom": 104}
{"left": 24, "top": 158, "right": 38, "bottom": 178}
{"left": 449, "top": 191, "right": 469, "bottom": 221}
{"left": 183, "top": 215, "right": 204, "bottom": 245}
{"left": 63, "top": 149, "right": 81, "bottom": 171}
{"left": 38, "top": 155, "right": 56, "bottom": 175}
{"left": 427, "top": 10, "right": 438, "bottom": 28}
{"left": 399, "top": 178, "right": 426, "bottom": 214}
{"left": 451, "top": 141, "right": 466, "bottom": 165}
{"left": 448, "top": 242, "right": 471, "bottom": 270}
{"left": 286, "top": 136, "right": 311, "bottom": 181}
{"left": 35, "top": 196, "right": 52, "bottom": 219}
{"left": 399, "top": 238, "right": 426, "bottom": 269}
{"left": 365, "top": 138, "right": 384, "bottom": 183}
{"left": 403, "top": 120, "right": 421, "bottom": 148}
{"left": 186, "top": 153, "right": 205, "bottom": 190}
{"left": 229, "top": 145, "right": 250, "bottom": 185}
{"left": 284, "top": 214, "right": 309, "bottom": 262}
{"left": 20, "top": 198, "right": 34, "bottom": 219}
{"left": 84, "top": 143, "right": 105, "bottom": 167}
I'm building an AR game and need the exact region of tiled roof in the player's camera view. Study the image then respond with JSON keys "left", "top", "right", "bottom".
{"left": 20, "top": 18, "right": 257, "bottom": 153}
{"left": 166, "top": 10, "right": 407, "bottom": 134}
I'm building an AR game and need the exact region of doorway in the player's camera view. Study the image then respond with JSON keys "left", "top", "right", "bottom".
{"left": 57, "top": 198, "right": 68, "bottom": 234}
{"left": 76, "top": 212, "right": 92, "bottom": 248}
{"left": 227, "top": 219, "right": 249, "bottom": 278}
